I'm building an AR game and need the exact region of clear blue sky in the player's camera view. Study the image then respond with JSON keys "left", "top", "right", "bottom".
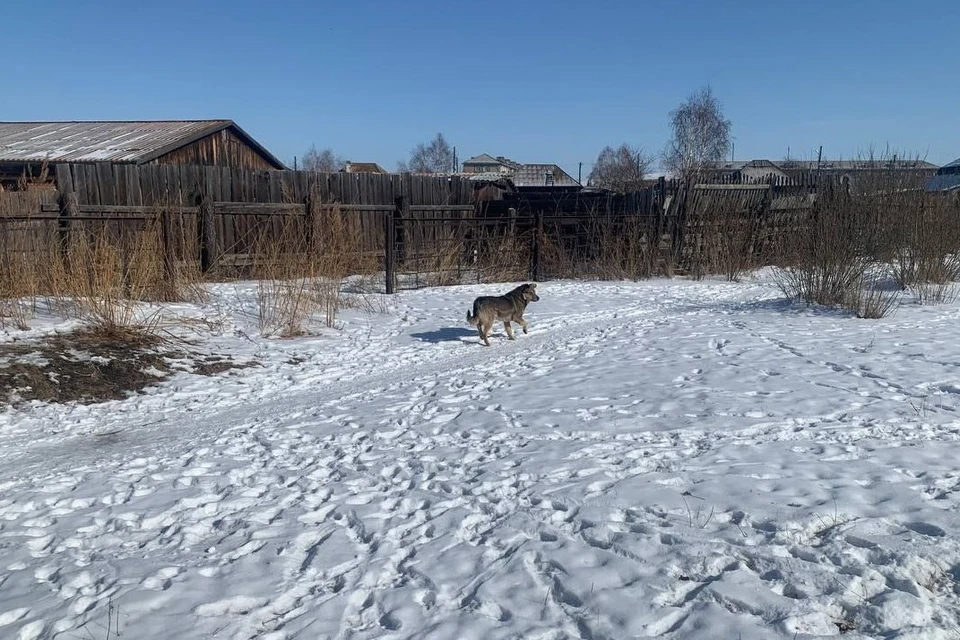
{"left": 4, "top": 0, "right": 958, "bottom": 177}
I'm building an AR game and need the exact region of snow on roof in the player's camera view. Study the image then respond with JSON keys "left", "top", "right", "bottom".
{"left": 0, "top": 120, "right": 285, "bottom": 168}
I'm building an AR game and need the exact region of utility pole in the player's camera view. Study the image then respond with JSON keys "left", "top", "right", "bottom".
{"left": 816, "top": 145, "right": 823, "bottom": 185}
{"left": 578, "top": 162, "right": 582, "bottom": 184}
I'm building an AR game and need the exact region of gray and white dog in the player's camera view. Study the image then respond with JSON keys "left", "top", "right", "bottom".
{"left": 466, "top": 283, "right": 540, "bottom": 347}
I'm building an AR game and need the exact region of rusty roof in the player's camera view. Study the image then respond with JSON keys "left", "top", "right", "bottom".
{"left": 0, "top": 120, "right": 286, "bottom": 168}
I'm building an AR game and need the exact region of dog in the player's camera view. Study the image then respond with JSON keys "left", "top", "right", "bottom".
{"left": 466, "top": 283, "right": 540, "bottom": 347}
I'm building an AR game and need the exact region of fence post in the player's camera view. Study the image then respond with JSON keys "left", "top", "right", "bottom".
{"left": 394, "top": 195, "right": 407, "bottom": 264}
{"left": 531, "top": 209, "right": 544, "bottom": 282}
{"left": 384, "top": 205, "right": 397, "bottom": 294}
{"left": 160, "top": 207, "right": 176, "bottom": 287}
{"left": 657, "top": 176, "right": 666, "bottom": 216}
{"left": 304, "top": 193, "right": 316, "bottom": 251}
{"left": 196, "top": 193, "right": 216, "bottom": 273}
{"left": 57, "top": 191, "right": 78, "bottom": 264}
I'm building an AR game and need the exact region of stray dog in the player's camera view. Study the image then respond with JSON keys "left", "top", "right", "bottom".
{"left": 466, "top": 283, "right": 540, "bottom": 347}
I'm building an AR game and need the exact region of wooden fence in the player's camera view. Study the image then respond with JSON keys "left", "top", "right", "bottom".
{"left": 0, "top": 163, "right": 826, "bottom": 293}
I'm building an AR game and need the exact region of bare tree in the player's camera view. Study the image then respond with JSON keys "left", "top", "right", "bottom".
{"left": 588, "top": 144, "right": 653, "bottom": 192}
{"left": 301, "top": 145, "right": 344, "bottom": 172}
{"left": 398, "top": 132, "right": 455, "bottom": 173}
{"left": 662, "top": 86, "right": 732, "bottom": 179}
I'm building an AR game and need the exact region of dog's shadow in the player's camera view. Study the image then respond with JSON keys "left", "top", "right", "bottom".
{"left": 410, "top": 327, "right": 477, "bottom": 343}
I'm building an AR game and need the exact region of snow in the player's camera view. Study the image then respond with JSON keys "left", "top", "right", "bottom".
{"left": 3, "top": 273, "right": 960, "bottom": 638}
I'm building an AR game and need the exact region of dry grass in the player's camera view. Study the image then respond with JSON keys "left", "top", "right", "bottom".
{"left": 530, "top": 213, "right": 664, "bottom": 282}
{"left": 0, "top": 206, "right": 204, "bottom": 335}
{"left": 252, "top": 200, "right": 378, "bottom": 336}
{"left": 591, "top": 214, "right": 662, "bottom": 280}
{"left": 471, "top": 226, "right": 532, "bottom": 284}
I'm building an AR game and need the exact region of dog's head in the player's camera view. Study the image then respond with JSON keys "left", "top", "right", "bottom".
{"left": 521, "top": 283, "right": 540, "bottom": 302}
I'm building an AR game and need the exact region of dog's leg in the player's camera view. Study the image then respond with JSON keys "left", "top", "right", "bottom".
{"left": 504, "top": 321, "right": 515, "bottom": 340}
{"left": 480, "top": 320, "right": 491, "bottom": 346}
{"left": 517, "top": 317, "right": 529, "bottom": 334}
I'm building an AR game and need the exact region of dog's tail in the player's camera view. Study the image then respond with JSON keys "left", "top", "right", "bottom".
{"left": 466, "top": 302, "right": 479, "bottom": 326}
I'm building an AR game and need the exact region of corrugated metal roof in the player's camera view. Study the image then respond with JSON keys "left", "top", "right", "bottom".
{"left": 0, "top": 120, "right": 286, "bottom": 168}
{"left": 466, "top": 171, "right": 511, "bottom": 182}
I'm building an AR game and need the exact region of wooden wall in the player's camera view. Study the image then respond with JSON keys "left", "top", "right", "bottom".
{"left": 152, "top": 128, "right": 284, "bottom": 171}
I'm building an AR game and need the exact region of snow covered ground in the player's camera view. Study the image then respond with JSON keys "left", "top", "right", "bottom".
{"left": 3, "top": 273, "right": 960, "bottom": 639}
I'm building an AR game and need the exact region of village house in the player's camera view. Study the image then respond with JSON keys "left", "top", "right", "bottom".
{"left": 461, "top": 153, "right": 581, "bottom": 192}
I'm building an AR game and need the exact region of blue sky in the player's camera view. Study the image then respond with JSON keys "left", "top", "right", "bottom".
{"left": 4, "top": 0, "right": 958, "bottom": 177}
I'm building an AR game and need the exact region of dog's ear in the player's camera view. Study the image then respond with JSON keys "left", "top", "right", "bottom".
{"left": 528, "top": 283, "right": 537, "bottom": 289}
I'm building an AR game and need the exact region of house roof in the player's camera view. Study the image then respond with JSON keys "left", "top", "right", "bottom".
{"left": 512, "top": 164, "right": 580, "bottom": 188}
{"left": 343, "top": 161, "right": 387, "bottom": 174}
{"left": 466, "top": 171, "right": 514, "bottom": 182}
{"left": 712, "top": 159, "right": 939, "bottom": 172}
{"left": 926, "top": 157, "right": 960, "bottom": 192}
{"left": 778, "top": 159, "right": 938, "bottom": 171}
{"left": 463, "top": 153, "right": 500, "bottom": 164}
{"left": 463, "top": 153, "right": 522, "bottom": 171}
{"left": 0, "top": 120, "right": 286, "bottom": 168}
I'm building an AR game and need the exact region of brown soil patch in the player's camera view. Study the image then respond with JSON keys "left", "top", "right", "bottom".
{"left": 0, "top": 329, "right": 255, "bottom": 405}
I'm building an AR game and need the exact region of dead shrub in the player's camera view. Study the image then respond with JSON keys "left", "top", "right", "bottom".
{"left": 891, "top": 196, "right": 960, "bottom": 299}
{"left": 844, "top": 269, "right": 903, "bottom": 319}
{"left": 252, "top": 200, "right": 377, "bottom": 336}
{"left": 771, "top": 155, "right": 949, "bottom": 319}
{"left": 0, "top": 205, "right": 203, "bottom": 335}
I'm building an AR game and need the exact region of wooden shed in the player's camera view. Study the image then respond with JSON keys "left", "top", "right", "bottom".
{"left": 0, "top": 120, "right": 287, "bottom": 190}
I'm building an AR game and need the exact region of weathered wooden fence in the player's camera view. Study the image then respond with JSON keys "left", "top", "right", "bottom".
{"left": 0, "top": 164, "right": 476, "bottom": 281}
{"left": 0, "top": 164, "right": 825, "bottom": 293}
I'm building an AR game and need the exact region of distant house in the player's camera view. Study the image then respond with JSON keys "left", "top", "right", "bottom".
{"left": 706, "top": 159, "right": 789, "bottom": 182}
{"left": 343, "top": 161, "right": 387, "bottom": 174}
{"left": 703, "top": 157, "right": 938, "bottom": 191}
{"left": 462, "top": 153, "right": 580, "bottom": 191}
{"left": 925, "top": 158, "right": 960, "bottom": 192}
{"left": 0, "top": 120, "right": 286, "bottom": 190}
{"left": 778, "top": 158, "right": 938, "bottom": 190}
{"left": 462, "top": 154, "right": 521, "bottom": 175}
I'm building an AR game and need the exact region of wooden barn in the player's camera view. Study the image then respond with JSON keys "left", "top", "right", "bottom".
{"left": 0, "top": 120, "right": 286, "bottom": 190}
